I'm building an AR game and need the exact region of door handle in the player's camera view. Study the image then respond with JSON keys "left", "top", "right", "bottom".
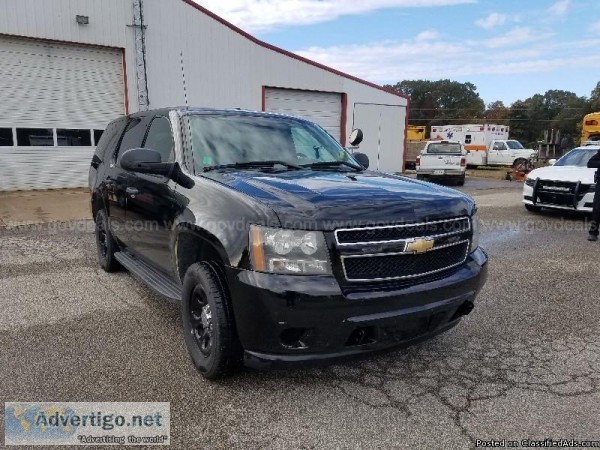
{"left": 126, "top": 187, "right": 139, "bottom": 197}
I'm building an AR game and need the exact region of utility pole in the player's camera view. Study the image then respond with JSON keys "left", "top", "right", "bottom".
{"left": 130, "top": 0, "right": 149, "bottom": 111}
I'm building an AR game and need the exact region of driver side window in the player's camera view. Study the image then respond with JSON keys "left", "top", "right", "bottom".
{"left": 144, "top": 116, "right": 175, "bottom": 162}
{"left": 493, "top": 142, "right": 507, "bottom": 151}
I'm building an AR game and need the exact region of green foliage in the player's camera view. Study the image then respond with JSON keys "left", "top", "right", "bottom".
{"left": 590, "top": 81, "right": 600, "bottom": 112}
{"left": 385, "top": 79, "right": 485, "bottom": 132}
{"left": 387, "top": 79, "right": 598, "bottom": 147}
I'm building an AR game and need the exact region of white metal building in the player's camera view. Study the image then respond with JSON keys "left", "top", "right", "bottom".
{"left": 0, "top": 0, "right": 408, "bottom": 191}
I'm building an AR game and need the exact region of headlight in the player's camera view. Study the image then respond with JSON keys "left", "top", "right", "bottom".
{"left": 470, "top": 210, "right": 480, "bottom": 252}
{"left": 525, "top": 177, "right": 536, "bottom": 187}
{"left": 249, "top": 225, "right": 332, "bottom": 275}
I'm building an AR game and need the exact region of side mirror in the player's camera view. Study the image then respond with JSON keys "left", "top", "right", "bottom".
{"left": 349, "top": 129, "right": 364, "bottom": 146}
{"left": 120, "top": 148, "right": 195, "bottom": 188}
{"left": 120, "top": 148, "right": 170, "bottom": 175}
{"left": 353, "top": 152, "right": 369, "bottom": 169}
{"left": 548, "top": 159, "right": 557, "bottom": 166}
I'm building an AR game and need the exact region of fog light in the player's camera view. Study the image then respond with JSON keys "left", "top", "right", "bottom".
{"left": 280, "top": 328, "right": 307, "bottom": 349}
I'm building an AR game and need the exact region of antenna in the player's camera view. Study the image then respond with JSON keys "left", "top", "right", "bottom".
{"left": 180, "top": 50, "right": 189, "bottom": 107}
{"left": 179, "top": 50, "right": 195, "bottom": 171}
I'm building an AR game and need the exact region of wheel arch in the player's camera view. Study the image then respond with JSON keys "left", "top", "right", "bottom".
{"left": 91, "top": 193, "right": 105, "bottom": 222}
{"left": 174, "top": 225, "right": 231, "bottom": 282}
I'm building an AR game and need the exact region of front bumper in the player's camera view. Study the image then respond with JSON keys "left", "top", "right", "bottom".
{"left": 523, "top": 184, "right": 594, "bottom": 212}
{"left": 226, "top": 247, "right": 488, "bottom": 369}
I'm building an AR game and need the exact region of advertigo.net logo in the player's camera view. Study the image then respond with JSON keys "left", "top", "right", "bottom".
{"left": 4, "top": 402, "right": 170, "bottom": 446}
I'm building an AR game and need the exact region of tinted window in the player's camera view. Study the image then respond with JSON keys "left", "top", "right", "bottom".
{"left": 94, "top": 129, "right": 104, "bottom": 145}
{"left": 94, "top": 119, "right": 127, "bottom": 162}
{"left": 144, "top": 117, "right": 175, "bottom": 162}
{"left": 56, "top": 129, "right": 92, "bottom": 146}
{"left": 0, "top": 128, "right": 13, "bottom": 146}
{"left": 17, "top": 128, "right": 54, "bottom": 146}
{"left": 116, "top": 117, "right": 146, "bottom": 160}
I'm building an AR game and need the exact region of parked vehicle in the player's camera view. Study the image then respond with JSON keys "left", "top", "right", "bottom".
{"left": 416, "top": 141, "right": 467, "bottom": 185}
{"left": 430, "top": 124, "right": 536, "bottom": 167}
{"left": 407, "top": 125, "right": 426, "bottom": 141}
{"left": 581, "top": 112, "right": 600, "bottom": 145}
{"left": 89, "top": 107, "right": 488, "bottom": 379}
{"left": 523, "top": 144, "right": 600, "bottom": 213}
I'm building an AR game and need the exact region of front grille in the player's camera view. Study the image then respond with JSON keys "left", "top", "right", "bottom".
{"left": 538, "top": 180, "right": 577, "bottom": 194}
{"left": 535, "top": 180, "right": 592, "bottom": 207}
{"left": 335, "top": 217, "right": 470, "bottom": 245}
{"left": 342, "top": 241, "right": 470, "bottom": 282}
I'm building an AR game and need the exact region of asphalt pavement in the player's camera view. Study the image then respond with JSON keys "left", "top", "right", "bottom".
{"left": 1, "top": 178, "right": 599, "bottom": 449}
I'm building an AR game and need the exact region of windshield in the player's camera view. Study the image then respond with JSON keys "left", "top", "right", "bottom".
{"left": 187, "top": 114, "right": 356, "bottom": 171}
{"left": 426, "top": 142, "right": 462, "bottom": 154}
{"left": 554, "top": 148, "right": 599, "bottom": 167}
{"left": 506, "top": 140, "right": 524, "bottom": 149}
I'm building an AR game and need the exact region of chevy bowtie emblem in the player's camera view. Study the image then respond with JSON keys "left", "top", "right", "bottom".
{"left": 405, "top": 238, "right": 435, "bottom": 253}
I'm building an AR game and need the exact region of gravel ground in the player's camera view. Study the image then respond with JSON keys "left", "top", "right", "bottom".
{"left": 1, "top": 179, "right": 599, "bottom": 449}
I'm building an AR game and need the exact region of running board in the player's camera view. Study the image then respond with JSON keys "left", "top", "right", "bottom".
{"left": 114, "top": 250, "right": 182, "bottom": 303}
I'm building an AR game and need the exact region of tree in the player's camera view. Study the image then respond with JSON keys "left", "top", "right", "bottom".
{"left": 590, "top": 81, "right": 600, "bottom": 112}
{"left": 507, "top": 90, "right": 588, "bottom": 147}
{"left": 484, "top": 101, "right": 509, "bottom": 123}
{"left": 385, "top": 79, "right": 485, "bottom": 132}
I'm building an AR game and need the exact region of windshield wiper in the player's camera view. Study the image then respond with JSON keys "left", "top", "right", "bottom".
{"left": 301, "top": 160, "right": 364, "bottom": 171}
{"left": 203, "top": 160, "right": 303, "bottom": 172}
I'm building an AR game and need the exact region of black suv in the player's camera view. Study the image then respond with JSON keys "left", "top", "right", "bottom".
{"left": 89, "top": 107, "right": 488, "bottom": 379}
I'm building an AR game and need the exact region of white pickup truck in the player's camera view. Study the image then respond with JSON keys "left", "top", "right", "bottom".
{"left": 485, "top": 140, "right": 537, "bottom": 167}
{"left": 430, "top": 124, "right": 536, "bottom": 167}
{"left": 416, "top": 141, "right": 467, "bottom": 186}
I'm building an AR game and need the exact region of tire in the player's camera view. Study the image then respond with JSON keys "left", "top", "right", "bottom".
{"left": 416, "top": 174, "right": 425, "bottom": 180}
{"left": 525, "top": 204, "right": 542, "bottom": 213}
{"left": 512, "top": 158, "right": 528, "bottom": 171}
{"left": 182, "top": 262, "right": 242, "bottom": 379}
{"left": 456, "top": 175, "right": 465, "bottom": 186}
{"left": 95, "top": 209, "right": 121, "bottom": 272}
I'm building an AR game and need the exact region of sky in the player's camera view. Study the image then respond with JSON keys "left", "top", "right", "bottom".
{"left": 196, "top": 0, "right": 600, "bottom": 106}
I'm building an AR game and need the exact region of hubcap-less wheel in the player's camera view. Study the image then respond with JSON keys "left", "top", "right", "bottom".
{"left": 190, "top": 286, "right": 213, "bottom": 357}
{"left": 182, "top": 262, "right": 242, "bottom": 378}
{"left": 94, "top": 209, "right": 120, "bottom": 272}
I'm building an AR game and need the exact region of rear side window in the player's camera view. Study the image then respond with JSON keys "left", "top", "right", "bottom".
{"left": 116, "top": 117, "right": 148, "bottom": 161}
{"left": 143, "top": 116, "right": 175, "bottom": 162}
{"left": 94, "top": 118, "right": 127, "bottom": 162}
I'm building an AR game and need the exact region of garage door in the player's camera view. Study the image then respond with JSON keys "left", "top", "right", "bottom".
{"left": 0, "top": 35, "right": 125, "bottom": 191}
{"left": 265, "top": 88, "right": 342, "bottom": 142}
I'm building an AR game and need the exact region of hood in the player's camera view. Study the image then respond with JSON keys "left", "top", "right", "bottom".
{"left": 527, "top": 166, "right": 596, "bottom": 184}
{"left": 205, "top": 170, "right": 474, "bottom": 229}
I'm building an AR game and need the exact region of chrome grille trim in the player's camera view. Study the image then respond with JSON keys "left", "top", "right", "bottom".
{"left": 340, "top": 240, "right": 470, "bottom": 282}
{"left": 334, "top": 217, "right": 471, "bottom": 246}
